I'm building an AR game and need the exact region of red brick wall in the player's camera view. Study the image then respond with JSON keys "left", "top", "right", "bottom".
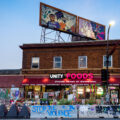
{"left": 21, "top": 42, "right": 120, "bottom": 75}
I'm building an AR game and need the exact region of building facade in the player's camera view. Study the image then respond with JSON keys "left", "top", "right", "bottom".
{"left": 0, "top": 69, "right": 24, "bottom": 104}
{"left": 20, "top": 40, "right": 120, "bottom": 104}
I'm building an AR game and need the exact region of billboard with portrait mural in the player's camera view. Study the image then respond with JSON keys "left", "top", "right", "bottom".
{"left": 40, "top": 3, "right": 77, "bottom": 34}
{"left": 78, "top": 17, "right": 105, "bottom": 40}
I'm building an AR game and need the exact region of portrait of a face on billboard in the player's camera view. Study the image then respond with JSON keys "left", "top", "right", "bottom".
{"left": 40, "top": 3, "right": 77, "bottom": 34}
{"left": 78, "top": 17, "right": 105, "bottom": 40}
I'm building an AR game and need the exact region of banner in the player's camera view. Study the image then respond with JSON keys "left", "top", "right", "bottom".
{"left": 31, "top": 105, "right": 77, "bottom": 118}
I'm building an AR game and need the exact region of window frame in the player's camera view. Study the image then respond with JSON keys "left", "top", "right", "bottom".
{"left": 31, "top": 57, "right": 40, "bottom": 69}
{"left": 53, "top": 56, "right": 62, "bottom": 69}
{"left": 78, "top": 56, "right": 87, "bottom": 68}
{"left": 103, "top": 55, "right": 113, "bottom": 67}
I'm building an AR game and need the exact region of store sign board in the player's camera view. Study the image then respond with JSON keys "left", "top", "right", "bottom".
{"left": 31, "top": 105, "right": 77, "bottom": 118}
{"left": 48, "top": 73, "right": 98, "bottom": 85}
{"left": 49, "top": 73, "right": 96, "bottom": 84}
{"left": 49, "top": 73, "right": 93, "bottom": 80}
{"left": 49, "top": 73, "right": 64, "bottom": 79}
{"left": 66, "top": 73, "right": 94, "bottom": 80}
{"left": 24, "top": 73, "right": 101, "bottom": 85}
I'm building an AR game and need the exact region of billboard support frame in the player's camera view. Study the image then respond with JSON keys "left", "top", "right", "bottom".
{"left": 40, "top": 27, "right": 67, "bottom": 43}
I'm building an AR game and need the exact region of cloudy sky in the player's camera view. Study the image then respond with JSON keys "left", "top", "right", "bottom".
{"left": 0, "top": 0, "right": 120, "bottom": 69}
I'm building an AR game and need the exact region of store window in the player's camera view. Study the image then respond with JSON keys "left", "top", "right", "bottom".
{"left": 31, "top": 57, "right": 39, "bottom": 69}
{"left": 53, "top": 56, "right": 62, "bottom": 68}
{"left": 25, "top": 86, "right": 41, "bottom": 99}
{"left": 96, "top": 87, "right": 104, "bottom": 99}
{"left": 77, "top": 87, "right": 85, "bottom": 99}
{"left": 103, "top": 55, "right": 112, "bottom": 67}
{"left": 85, "top": 87, "right": 90, "bottom": 99}
{"left": 78, "top": 56, "right": 87, "bottom": 68}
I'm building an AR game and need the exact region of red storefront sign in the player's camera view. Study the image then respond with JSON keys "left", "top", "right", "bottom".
{"left": 22, "top": 76, "right": 101, "bottom": 85}
{"left": 22, "top": 75, "right": 120, "bottom": 85}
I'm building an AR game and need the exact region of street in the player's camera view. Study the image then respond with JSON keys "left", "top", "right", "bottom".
{"left": 1, "top": 116, "right": 120, "bottom": 119}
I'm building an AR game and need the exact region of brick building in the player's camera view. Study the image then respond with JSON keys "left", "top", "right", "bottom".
{"left": 20, "top": 40, "right": 120, "bottom": 104}
{"left": 0, "top": 69, "right": 24, "bottom": 103}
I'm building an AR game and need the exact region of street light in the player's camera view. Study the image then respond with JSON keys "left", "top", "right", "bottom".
{"left": 107, "top": 21, "right": 115, "bottom": 43}
{"left": 106, "top": 21, "right": 115, "bottom": 104}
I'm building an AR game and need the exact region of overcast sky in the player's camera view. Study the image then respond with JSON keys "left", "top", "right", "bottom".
{"left": 0, "top": 0, "right": 120, "bottom": 69}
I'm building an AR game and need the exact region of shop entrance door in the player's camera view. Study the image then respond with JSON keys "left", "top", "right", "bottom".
{"left": 110, "top": 90, "right": 119, "bottom": 104}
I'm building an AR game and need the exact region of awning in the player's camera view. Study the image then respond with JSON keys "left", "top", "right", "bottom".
{"left": 22, "top": 76, "right": 101, "bottom": 85}
{"left": 109, "top": 75, "right": 120, "bottom": 85}
{"left": 22, "top": 75, "right": 120, "bottom": 86}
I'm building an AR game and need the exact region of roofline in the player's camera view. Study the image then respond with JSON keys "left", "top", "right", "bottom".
{"left": 20, "top": 40, "right": 120, "bottom": 49}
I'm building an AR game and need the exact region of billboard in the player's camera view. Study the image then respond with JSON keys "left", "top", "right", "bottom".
{"left": 40, "top": 3, "right": 77, "bottom": 34}
{"left": 78, "top": 17, "right": 105, "bottom": 40}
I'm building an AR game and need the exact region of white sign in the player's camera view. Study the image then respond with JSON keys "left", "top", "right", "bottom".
{"left": 49, "top": 74, "right": 64, "bottom": 79}
{"left": 68, "top": 94, "right": 73, "bottom": 101}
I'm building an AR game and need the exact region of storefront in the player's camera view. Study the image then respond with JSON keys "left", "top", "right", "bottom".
{"left": 0, "top": 75, "right": 24, "bottom": 105}
{"left": 21, "top": 73, "right": 120, "bottom": 105}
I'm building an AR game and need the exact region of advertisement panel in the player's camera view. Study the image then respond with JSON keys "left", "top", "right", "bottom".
{"left": 40, "top": 3, "right": 77, "bottom": 34}
{"left": 78, "top": 17, "right": 105, "bottom": 40}
{"left": 10, "top": 88, "right": 20, "bottom": 100}
{"left": 31, "top": 105, "right": 77, "bottom": 118}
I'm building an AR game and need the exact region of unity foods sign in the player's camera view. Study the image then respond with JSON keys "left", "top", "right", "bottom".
{"left": 49, "top": 73, "right": 97, "bottom": 85}
{"left": 49, "top": 73, "right": 94, "bottom": 80}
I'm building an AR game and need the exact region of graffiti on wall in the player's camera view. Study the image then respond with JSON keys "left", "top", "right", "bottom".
{"left": 0, "top": 88, "right": 10, "bottom": 99}
{"left": 31, "top": 105, "right": 77, "bottom": 118}
{"left": 79, "top": 105, "right": 120, "bottom": 118}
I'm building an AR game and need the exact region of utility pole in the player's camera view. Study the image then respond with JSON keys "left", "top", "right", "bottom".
{"left": 105, "top": 21, "right": 115, "bottom": 104}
